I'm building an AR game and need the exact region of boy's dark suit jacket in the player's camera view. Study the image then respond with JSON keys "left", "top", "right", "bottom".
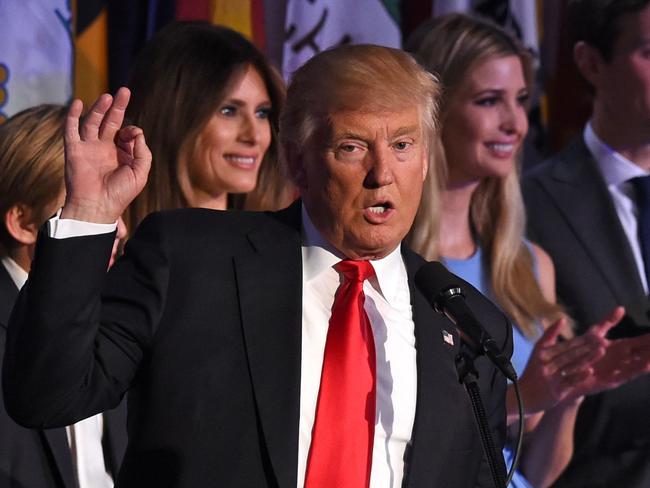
{"left": 523, "top": 138, "right": 650, "bottom": 488}
{"left": 3, "top": 202, "right": 511, "bottom": 487}
{"left": 0, "top": 263, "right": 127, "bottom": 488}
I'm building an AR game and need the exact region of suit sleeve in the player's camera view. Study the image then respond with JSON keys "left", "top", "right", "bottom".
{"left": 2, "top": 212, "right": 170, "bottom": 428}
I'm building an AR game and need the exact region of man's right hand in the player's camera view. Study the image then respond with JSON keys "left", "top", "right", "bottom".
{"left": 61, "top": 87, "right": 151, "bottom": 223}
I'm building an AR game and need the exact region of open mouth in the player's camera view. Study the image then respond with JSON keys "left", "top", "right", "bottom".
{"left": 368, "top": 203, "right": 391, "bottom": 214}
{"left": 364, "top": 201, "right": 395, "bottom": 222}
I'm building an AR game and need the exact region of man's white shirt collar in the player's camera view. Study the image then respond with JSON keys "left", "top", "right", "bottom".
{"left": 584, "top": 122, "right": 649, "bottom": 186}
{"left": 1, "top": 255, "right": 28, "bottom": 290}
{"left": 301, "top": 204, "right": 404, "bottom": 306}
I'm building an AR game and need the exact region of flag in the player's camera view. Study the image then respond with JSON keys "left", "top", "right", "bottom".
{"left": 74, "top": 0, "right": 108, "bottom": 107}
{"left": 432, "top": 0, "right": 539, "bottom": 57}
{"left": 432, "top": 0, "right": 472, "bottom": 16}
{"left": 176, "top": 0, "right": 211, "bottom": 21}
{"left": 282, "top": 0, "right": 401, "bottom": 80}
{"left": 509, "top": 1, "right": 539, "bottom": 60}
{"left": 174, "top": 0, "right": 266, "bottom": 48}
{"left": 0, "top": 1, "right": 73, "bottom": 122}
{"left": 211, "top": 0, "right": 266, "bottom": 49}
{"left": 106, "top": 0, "right": 175, "bottom": 91}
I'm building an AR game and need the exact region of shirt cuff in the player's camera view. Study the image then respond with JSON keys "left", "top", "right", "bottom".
{"left": 47, "top": 208, "right": 118, "bottom": 239}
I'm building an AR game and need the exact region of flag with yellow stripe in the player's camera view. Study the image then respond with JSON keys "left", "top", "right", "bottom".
{"left": 176, "top": 0, "right": 266, "bottom": 48}
{"left": 74, "top": 0, "right": 108, "bottom": 107}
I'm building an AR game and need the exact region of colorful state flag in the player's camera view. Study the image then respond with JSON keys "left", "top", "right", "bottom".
{"left": 432, "top": 0, "right": 472, "bottom": 15}
{"left": 432, "top": 0, "right": 539, "bottom": 57}
{"left": 282, "top": 0, "right": 401, "bottom": 80}
{"left": 74, "top": 0, "right": 108, "bottom": 108}
{"left": 211, "top": 0, "right": 266, "bottom": 49}
{"left": 0, "top": 1, "right": 73, "bottom": 122}
{"left": 509, "top": 1, "right": 539, "bottom": 59}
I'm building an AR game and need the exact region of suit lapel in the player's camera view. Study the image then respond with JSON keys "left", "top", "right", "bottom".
{"left": 401, "top": 249, "right": 465, "bottom": 487}
{"left": 0, "top": 266, "right": 77, "bottom": 486}
{"left": 545, "top": 139, "right": 645, "bottom": 300}
{"left": 42, "top": 428, "right": 77, "bottom": 488}
{"left": 234, "top": 204, "right": 303, "bottom": 488}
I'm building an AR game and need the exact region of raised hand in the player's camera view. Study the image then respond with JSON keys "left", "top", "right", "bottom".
{"left": 61, "top": 87, "right": 151, "bottom": 223}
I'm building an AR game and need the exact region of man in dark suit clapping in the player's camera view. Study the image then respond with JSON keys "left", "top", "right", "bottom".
{"left": 523, "top": 1, "right": 650, "bottom": 486}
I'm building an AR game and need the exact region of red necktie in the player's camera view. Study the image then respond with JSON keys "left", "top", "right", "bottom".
{"left": 304, "top": 260, "right": 377, "bottom": 488}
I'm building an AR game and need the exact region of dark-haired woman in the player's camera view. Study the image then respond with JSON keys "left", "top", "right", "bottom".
{"left": 125, "top": 21, "right": 294, "bottom": 231}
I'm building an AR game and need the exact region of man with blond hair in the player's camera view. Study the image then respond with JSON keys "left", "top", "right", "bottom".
{"left": 4, "top": 45, "right": 511, "bottom": 487}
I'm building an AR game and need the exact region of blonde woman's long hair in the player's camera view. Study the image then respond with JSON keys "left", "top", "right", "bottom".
{"left": 406, "top": 13, "right": 562, "bottom": 337}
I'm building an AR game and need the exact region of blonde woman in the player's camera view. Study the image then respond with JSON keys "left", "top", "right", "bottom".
{"left": 407, "top": 13, "right": 650, "bottom": 488}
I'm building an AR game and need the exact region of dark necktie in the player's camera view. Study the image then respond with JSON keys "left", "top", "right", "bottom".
{"left": 631, "top": 175, "right": 650, "bottom": 286}
{"left": 304, "top": 260, "right": 376, "bottom": 488}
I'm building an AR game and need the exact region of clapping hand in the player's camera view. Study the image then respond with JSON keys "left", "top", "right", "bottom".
{"left": 571, "top": 312, "right": 650, "bottom": 396}
{"left": 61, "top": 87, "right": 151, "bottom": 223}
{"left": 518, "top": 307, "right": 624, "bottom": 415}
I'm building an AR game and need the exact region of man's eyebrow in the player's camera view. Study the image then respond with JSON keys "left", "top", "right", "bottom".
{"left": 331, "top": 130, "right": 368, "bottom": 142}
{"left": 333, "top": 126, "right": 420, "bottom": 139}
{"left": 392, "top": 125, "right": 420, "bottom": 138}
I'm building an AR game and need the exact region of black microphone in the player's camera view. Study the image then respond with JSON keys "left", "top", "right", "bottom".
{"left": 415, "top": 261, "right": 517, "bottom": 382}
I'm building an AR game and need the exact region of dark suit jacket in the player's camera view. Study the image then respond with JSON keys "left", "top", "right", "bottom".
{"left": 0, "top": 259, "right": 127, "bottom": 488}
{"left": 3, "top": 203, "right": 511, "bottom": 488}
{"left": 522, "top": 137, "right": 650, "bottom": 488}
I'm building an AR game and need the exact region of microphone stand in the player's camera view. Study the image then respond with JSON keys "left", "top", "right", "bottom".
{"left": 455, "top": 346, "right": 525, "bottom": 488}
{"left": 507, "top": 379, "right": 525, "bottom": 487}
{"left": 412, "top": 265, "right": 526, "bottom": 488}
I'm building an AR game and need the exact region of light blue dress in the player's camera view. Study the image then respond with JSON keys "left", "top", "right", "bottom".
{"left": 444, "top": 247, "right": 537, "bottom": 488}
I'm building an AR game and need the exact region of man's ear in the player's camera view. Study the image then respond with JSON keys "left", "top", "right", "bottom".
{"left": 574, "top": 41, "right": 603, "bottom": 88}
{"left": 4, "top": 204, "right": 38, "bottom": 245}
{"left": 285, "top": 144, "right": 308, "bottom": 191}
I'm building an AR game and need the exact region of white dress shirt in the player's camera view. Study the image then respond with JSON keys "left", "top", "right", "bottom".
{"left": 299, "top": 206, "right": 417, "bottom": 487}
{"left": 2, "top": 256, "right": 114, "bottom": 488}
{"left": 48, "top": 206, "right": 418, "bottom": 487}
{"left": 1, "top": 255, "right": 28, "bottom": 290}
{"left": 584, "top": 122, "right": 650, "bottom": 293}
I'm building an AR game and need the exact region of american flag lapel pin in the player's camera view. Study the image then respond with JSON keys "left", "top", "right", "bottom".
{"left": 442, "top": 329, "right": 454, "bottom": 346}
